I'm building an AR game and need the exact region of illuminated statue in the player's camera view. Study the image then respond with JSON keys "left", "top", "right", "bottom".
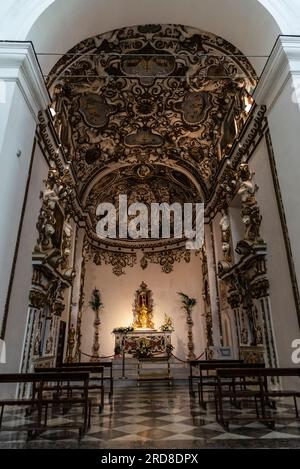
{"left": 133, "top": 294, "right": 154, "bottom": 330}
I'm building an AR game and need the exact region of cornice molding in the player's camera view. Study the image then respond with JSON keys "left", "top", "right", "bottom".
{"left": 254, "top": 35, "right": 300, "bottom": 112}
{"left": 0, "top": 41, "right": 50, "bottom": 121}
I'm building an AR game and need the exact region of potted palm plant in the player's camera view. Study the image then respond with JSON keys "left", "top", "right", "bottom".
{"left": 178, "top": 292, "right": 197, "bottom": 360}
{"left": 89, "top": 288, "right": 104, "bottom": 360}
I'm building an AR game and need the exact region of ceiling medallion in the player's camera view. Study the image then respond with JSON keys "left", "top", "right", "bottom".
{"left": 124, "top": 128, "right": 164, "bottom": 147}
{"left": 79, "top": 94, "right": 114, "bottom": 128}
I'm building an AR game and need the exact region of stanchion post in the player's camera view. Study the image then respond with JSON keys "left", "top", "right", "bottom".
{"left": 120, "top": 332, "right": 128, "bottom": 380}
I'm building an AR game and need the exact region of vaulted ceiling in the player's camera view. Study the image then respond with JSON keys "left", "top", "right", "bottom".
{"left": 48, "top": 24, "right": 256, "bottom": 244}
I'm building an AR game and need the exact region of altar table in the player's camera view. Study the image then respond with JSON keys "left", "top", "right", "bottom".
{"left": 113, "top": 330, "right": 172, "bottom": 357}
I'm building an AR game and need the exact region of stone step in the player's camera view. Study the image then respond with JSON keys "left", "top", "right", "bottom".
{"left": 110, "top": 358, "right": 189, "bottom": 379}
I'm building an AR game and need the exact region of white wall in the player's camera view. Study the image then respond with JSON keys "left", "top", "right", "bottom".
{"left": 266, "top": 77, "right": 300, "bottom": 296}
{"left": 0, "top": 84, "right": 38, "bottom": 334}
{"left": 24, "top": 0, "right": 281, "bottom": 75}
{"left": 80, "top": 251, "right": 205, "bottom": 360}
{"left": 0, "top": 142, "right": 48, "bottom": 372}
{"left": 249, "top": 136, "right": 298, "bottom": 367}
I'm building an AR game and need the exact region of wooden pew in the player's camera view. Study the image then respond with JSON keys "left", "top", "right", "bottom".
{"left": 197, "top": 362, "right": 265, "bottom": 409}
{"left": 215, "top": 367, "right": 300, "bottom": 429}
{"left": 189, "top": 359, "right": 243, "bottom": 397}
{"left": 188, "top": 359, "right": 242, "bottom": 397}
{"left": 62, "top": 361, "right": 114, "bottom": 403}
{"left": 0, "top": 372, "right": 91, "bottom": 437}
{"left": 35, "top": 366, "right": 104, "bottom": 413}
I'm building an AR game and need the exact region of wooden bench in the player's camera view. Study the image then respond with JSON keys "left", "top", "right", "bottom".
{"left": 215, "top": 367, "right": 300, "bottom": 429}
{"left": 62, "top": 361, "right": 114, "bottom": 403}
{"left": 193, "top": 360, "right": 265, "bottom": 409}
{"left": 189, "top": 359, "right": 243, "bottom": 397}
{"left": 0, "top": 372, "right": 91, "bottom": 437}
{"left": 35, "top": 365, "right": 104, "bottom": 413}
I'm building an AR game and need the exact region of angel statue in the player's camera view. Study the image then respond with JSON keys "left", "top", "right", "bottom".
{"left": 237, "top": 164, "right": 262, "bottom": 244}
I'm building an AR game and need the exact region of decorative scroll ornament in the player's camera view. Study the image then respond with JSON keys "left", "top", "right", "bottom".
{"left": 140, "top": 248, "right": 191, "bottom": 274}
{"left": 85, "top": 242, "right": 137, "bottom": 276}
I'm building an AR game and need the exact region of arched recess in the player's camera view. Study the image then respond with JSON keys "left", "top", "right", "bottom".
{"left": 47, "top": 24, "right": 257, "bottom": 201}
{"left": 0, "top": 1, "right": 290, "bottom": 74}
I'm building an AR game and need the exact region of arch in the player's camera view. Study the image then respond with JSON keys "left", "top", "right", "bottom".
{"left": 0, "top": 1, "right": 292, "bottom": 73}
{"left": 47, "top": 24, "right": 256, "bottom": 204}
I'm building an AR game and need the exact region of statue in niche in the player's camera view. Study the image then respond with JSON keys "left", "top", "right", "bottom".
{"left": 34, "top": 319, "right": 43, "bottom": 356}
{"left": 61, "top": 215, "right": 73, "bottom": 269}
{"left": 218, "top": 206, "right": 232, "bottom": 276}
{"left": 35, "top": 205, "right": 56, "bottom": 252}
{"left": 219, "top": 207, "right": 232, "bottom": 263}
{"left": 133, "top": 282, "right": 155, "bottom": 330}
{"left": 237, "top": 164, "right": 263, "bottom": 247}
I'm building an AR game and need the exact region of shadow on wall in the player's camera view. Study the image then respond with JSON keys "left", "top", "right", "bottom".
{"left": 176, "top": 337, "right": 186, "bottom": 361}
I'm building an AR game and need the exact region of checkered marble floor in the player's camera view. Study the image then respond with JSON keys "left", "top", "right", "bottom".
{"left": 0, "top": 382, "right": 300, "bottom": 448}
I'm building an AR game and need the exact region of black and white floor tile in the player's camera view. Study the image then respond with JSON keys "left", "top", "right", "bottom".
{"left": 0, "top": 382, "right": 300, "bottom": 449}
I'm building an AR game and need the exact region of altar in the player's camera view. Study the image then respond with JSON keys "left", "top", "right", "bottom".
{"left": 113, "top": 330, "right": 172, "bottom": 357}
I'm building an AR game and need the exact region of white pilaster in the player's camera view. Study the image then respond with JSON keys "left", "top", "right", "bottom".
{"left": 0, "top": 42, "right": 49, "bottom": 337}
{"left": 254, "top": 35, "right": 300, "bottom": 327}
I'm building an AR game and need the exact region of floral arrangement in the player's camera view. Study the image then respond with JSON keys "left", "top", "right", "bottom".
{"left": 133, "top": 338, "right": 152, "bottom": 358}
{"left": 160, "top": 314, "right": 175, "bottom": 332}
{"left": 112, "top": 326, "right": 134, "bottom": 334}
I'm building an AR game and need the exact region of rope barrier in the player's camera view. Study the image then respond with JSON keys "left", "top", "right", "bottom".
{"left": 79, "top": 350, "right": 205, "bottom": 362}
{"left": 80, "top": 351, "right": 118, "bottom": 360}
{"left": 171, "top": 351, "right": 205, "bottom": 364}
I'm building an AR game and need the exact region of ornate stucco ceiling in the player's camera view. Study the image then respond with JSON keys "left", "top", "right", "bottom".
{"left": 48, "top": 24, "right": 256, "bottom": 204}
{"left": 83, "top": 164, "right": 200, "bottom": 237}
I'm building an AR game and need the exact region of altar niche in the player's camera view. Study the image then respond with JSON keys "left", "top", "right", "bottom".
{"left": 113, "top": 282, "right": 173, "bottom": 357}
{"left": 133, "top": 281, "right": 155, "bottom": 330}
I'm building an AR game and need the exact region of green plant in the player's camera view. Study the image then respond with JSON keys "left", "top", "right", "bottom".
{"left": 89, "top": 288, "right": 103, "bottom": 313}
{"left": 178, "top": 292, "right": 197, "bottom": 313}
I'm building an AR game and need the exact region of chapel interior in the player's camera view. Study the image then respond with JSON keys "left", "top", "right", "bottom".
{"left": 1, "top": 0, "right": 300, "bottom": 449}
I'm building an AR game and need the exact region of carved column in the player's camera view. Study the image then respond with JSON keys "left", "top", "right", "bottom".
{"left": 200, "top": 247, "right": 214, "bottom": 355}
